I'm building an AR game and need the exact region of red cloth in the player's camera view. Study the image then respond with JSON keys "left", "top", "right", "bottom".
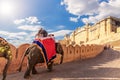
{"left": 36, "top": 37, "right": 56, "bottom": 61}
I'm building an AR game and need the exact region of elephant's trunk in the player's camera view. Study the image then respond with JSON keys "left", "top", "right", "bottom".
{"left": 15, "top": 48, "right": 18, "bottom": 59}
{"left": 17, "top": 45, "right": 33, "bottom": 72}
{"left": 2, "top": 57, "right": 12, "bottom": 80}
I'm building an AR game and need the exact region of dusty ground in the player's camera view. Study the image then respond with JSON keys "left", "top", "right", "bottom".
{"left": 1, "top": 48, "right": 120, "bottom": 80}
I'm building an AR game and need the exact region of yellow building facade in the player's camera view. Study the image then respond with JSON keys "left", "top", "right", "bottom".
{"left": 60, "top": 16, "right": 120, "bottom": 45}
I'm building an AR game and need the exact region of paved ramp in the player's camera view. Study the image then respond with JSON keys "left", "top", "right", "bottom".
{"left": 1, "top": 48, "right": 120, "bottom": 80}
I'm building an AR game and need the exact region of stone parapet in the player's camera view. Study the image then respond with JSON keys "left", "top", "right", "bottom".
{"left": 0, "top": 43, "right": 104, "bottom": 74}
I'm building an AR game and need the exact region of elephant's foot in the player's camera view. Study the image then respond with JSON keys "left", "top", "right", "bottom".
{"left": 24, "top": 71, "right": 31, "bottom": 79}
{"left": 16, "top": 67, "right": 22, "bottom": 72}
{"left": 32, "top": 70, "right": 38, "bottom": 74}
{"left": 24, "top": 75, "right": 31, "bottom": 79}
{"left": 2, "top": 77, "right": 5, "bottom": 80}
{"left": 2, "top": 73, "right": 6, "bottom": 80}
{"left": 47, "top": 61, "right": 53, "bottom": 72}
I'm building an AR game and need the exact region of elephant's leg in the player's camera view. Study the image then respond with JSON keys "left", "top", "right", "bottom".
{"left": 24, "top": 58, "right": 34, "bottom": 79}
{"left": 56, "top": 43, "right": 64, "bottom": 64}
{"left": 60, "top": 54, "right": 64, "bottom": 64}
{"left": 2, "top": 57, "right": 11, "bottom": 80}
{"left": 24, "top": 52, "right": 39, "bottom": 79}
{"left": 32, "top": 66, "right": 38, "bottom": 74}
{"left": 47, "top": 61, "right": 53, "bottom": 72}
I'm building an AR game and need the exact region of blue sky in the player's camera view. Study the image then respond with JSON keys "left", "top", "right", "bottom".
{"left": 0, "top": 0, "right": 120, "bottom": 46}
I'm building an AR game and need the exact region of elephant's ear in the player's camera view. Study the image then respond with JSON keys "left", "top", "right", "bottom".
{"left": 17, "top": 43, "right": 30, "bottom": 59}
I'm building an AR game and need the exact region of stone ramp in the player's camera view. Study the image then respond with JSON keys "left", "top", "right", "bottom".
{"left": 1, "top": 49, "right": 120, "bottom": 80}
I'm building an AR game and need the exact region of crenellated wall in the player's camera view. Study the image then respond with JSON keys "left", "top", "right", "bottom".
{"left": 61, "top": 44, "right": 104, "bottom": 63}
{"left": 0, "top": 43, "right": 104, "bottom": 74}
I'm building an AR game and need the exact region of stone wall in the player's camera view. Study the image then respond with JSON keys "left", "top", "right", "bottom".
{"left": 62, "top": 44, "right": 104, "bottom": 63}
{"left": 0, "top": 43, "right": 104, "bottom": 74}
{"left": 117, "top": 27, "right": 120, "bottom": 33}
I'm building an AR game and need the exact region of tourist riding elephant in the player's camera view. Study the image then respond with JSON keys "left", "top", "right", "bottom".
{"left": 17, "top": 42, "right": 64, "bottom": 79}
{"left": 0, "top": 37, "right": 12, "bottom": 80}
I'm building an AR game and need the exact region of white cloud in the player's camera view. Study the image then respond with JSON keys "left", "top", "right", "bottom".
{"left": 82, "top": 16, "right": 98, "bottom": 24}
{"left": 61, "top": 0, "right": 120, "bottom": 24}
{"left": 14, "top": 16, "right": 41, "bottom": 25}
{"left": 47, "top": 25, "right": 66, "bottom": 32}
{"left": 0, "top": 29, "right": 73, "bottom": 46}
{"left": 0, "top": 31, "right": 28, "bottom": 38}
{"left": 25, "top": 16, "right": 41, "bottom": 24}
{"left": 57, "top": 25, "right": 65, "bottom": 29}
{"left": 0, "top": 31, "right": 9, "bottom": 36}
{"left": 11, "top": 16, "right": 45, "bottom": 46}
{"left": 70, "top": 16, "right": 80, "bottom": 22}
{"left": 0, "top": 30, "right": 29, "bottom": 46}
{"left": 14, "top": 16, "right": 44, "bottom": 32}
{"left": 61, "top": 0, "right": 99, "bottom": 16}
{"left": 13, "top": 19, "right": 25, "bottom": 25}
{"left": 49, "top": 30, "right": 72, "bottom": 37}
{"left": 47, "top": 29, "right": 54, "bottom": 32}
{"left": 18, "top": 25, "right": 43, "bottom": 31}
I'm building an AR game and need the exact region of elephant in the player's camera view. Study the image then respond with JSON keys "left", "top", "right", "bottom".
{"left": 17, "top": 41, "right": 64, "bottom": 79}
{"left": 0, "top": 37, "right": 12, "bottom": 80}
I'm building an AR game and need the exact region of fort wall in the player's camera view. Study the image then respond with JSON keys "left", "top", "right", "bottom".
{"left": 62, "top": 16, "right": 120, "bottom": 45}
{"left": 0, "top": 43, "right": 104, "bottom": 74}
